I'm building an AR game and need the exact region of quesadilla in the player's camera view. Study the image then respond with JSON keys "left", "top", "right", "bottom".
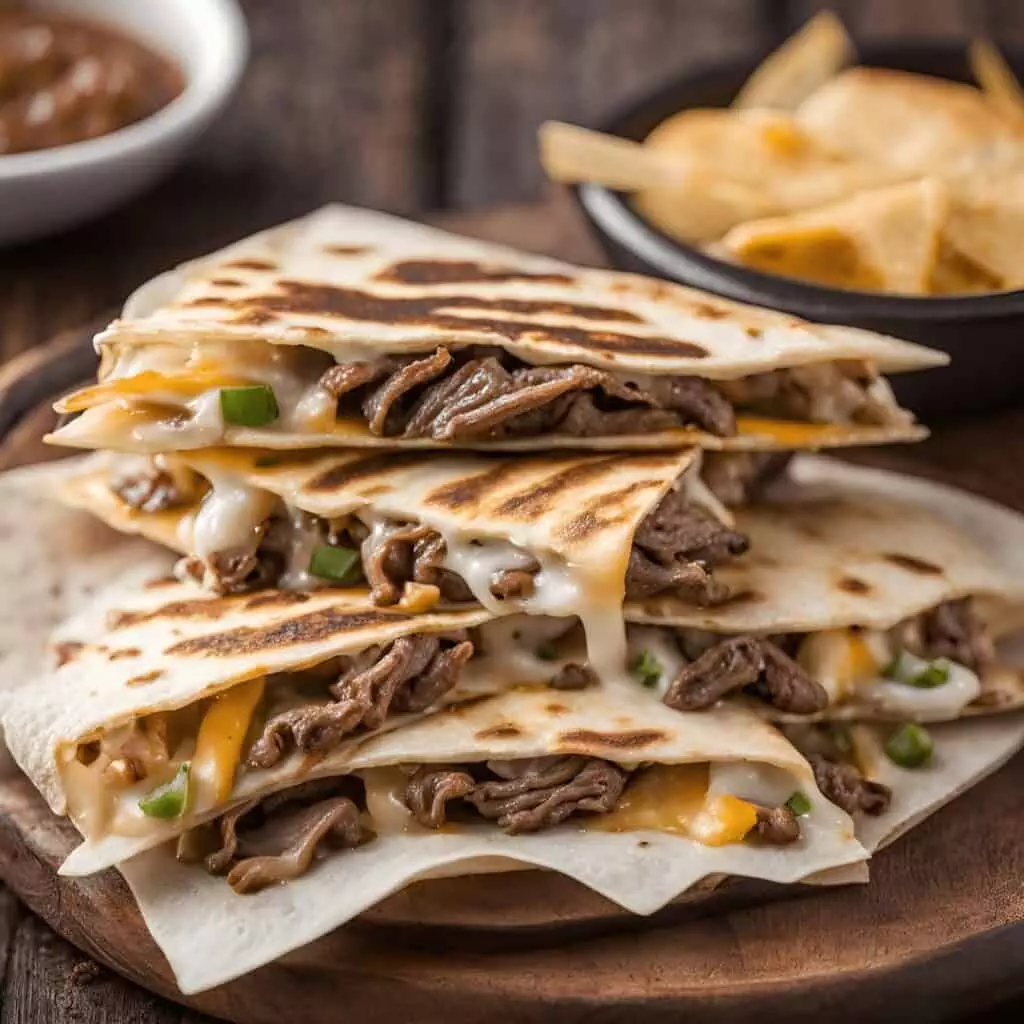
{"left": 625, "top": 468, "right": 1024, "bottom": 724}
{"left": 2, "top": 581, "right": 604, "bottom": 873}
{"left": 48, "top": 206, "right": 944, "bottom": 456}
{"left": 57, "top": 447, "right": 744, "bottom": 679}
{"left": 102, "top": 682, "right": 868, "bottom": 993}
{"left": 116, "top": 704, "right": 1024, "bottom": 995}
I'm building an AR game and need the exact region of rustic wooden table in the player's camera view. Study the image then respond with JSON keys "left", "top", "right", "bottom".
{"left": 2, "top": 1, "right": 1024, "bottom": 1020}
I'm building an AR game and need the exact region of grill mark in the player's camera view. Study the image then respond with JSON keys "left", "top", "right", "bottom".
{"left": 558, "top": 481, "right": 661, "bottom": 543}
{"left": 475, "top": 723, "right": 523, "bottom": 740}
{"left": 375, "top": 259, "right": 578, "bottom": 288}
{"left": 884, "top": 552, "right": 943, "bottom": 576}
{"left": 223, "top": 283, "right": 708, "bottom": 357}
{"left": 108, "top": 598, "right": 240, "bottom": 629}
{"left": 165, "top": 609, "right": 412, "bottom": 657}
{"left": 425, "top": 463, "right": 518, "bottom": 511}
{"left": 54, "top": 641, "right": 84, "bottom": 667}
{"left": 251, "top": 450, "right": 331, "bottom": 470}
{"left": 222, "top": 259, "right": 277, "bottom": 272}
{"left": 209, "top": 278, "right": 244, "bottom": 288}
{"left": 108, "top": 647, "right": 141, "bottom": 661}
{"left": 324, "top": 245, "right": 371, "bottom": 257}
{"left": 838, "top": 576, "right": 872, "bottom": 595}
{"left": 244, "top": 592, "right": 312, "bottom": 610}
{"left": 558, "top": 728, "right": 666, "bottom": 750}
{"left": 493, "top": 459, "right": 620, "bottom": 518}
{"left": 545, "top": 702, "right": 569, "bottom": 715}
{"left": 126, "top": 670, "right": 164, "bottom": 687}
{"left": 305, "top": 452, "right": 427, "bottom": 493}
{"left": 714, "top": 588, "right": 761, "bottom": 607}
{"left": 144, "top": 576, "right": 178, "bottom": 589}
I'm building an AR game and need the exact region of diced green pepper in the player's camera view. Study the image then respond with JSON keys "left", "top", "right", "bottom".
{"left": 885, "top": 723, "right": 933, "bottom": 769}
{"left": 308, "top": 544, "right": 361, "bottom": 583}
{"left": 630, "top": 649, "right": 662, "bottom": 688}
{"left": 138, "top": 763, "right": 191, "bottom": 819}
{"left": 219, "top": 385, "right": 279, "bottom": 427}
{"left": 785, "top": 790, "right": 812, "bottom": 816}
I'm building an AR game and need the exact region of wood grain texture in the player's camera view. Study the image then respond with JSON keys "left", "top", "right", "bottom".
{"left": 449, "top": 0, "right": 768, "bottom": 206}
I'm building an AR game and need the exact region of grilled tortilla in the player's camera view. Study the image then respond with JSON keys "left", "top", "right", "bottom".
{"left": 117, "top": 702, "right": 1024, "bottom": 995}
{"left": 48, "top": 205, "right": 943, "bottom": 455}
{"left": 57, "top": 447, "right": 741, "bottom": 682}
{"left": 626, "top": 457, "right": 1024, "bottom": 723}
{"left": 94, "top": 683, "right": 870, "bottom": 993}
{"left": 3, "top": 581, "right": 606, "bottom": 864}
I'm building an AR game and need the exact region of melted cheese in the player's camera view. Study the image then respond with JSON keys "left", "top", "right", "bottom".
{"left": 192, "top": 677, "right": 266, "bottom": 811}
{"left": 796, "top": 629, "right": 887, "bottom": 703}
{"left": 362, "top": 766, "right": 419, "bottom": 835}
{"left": 188, "top": 473, "right": 278, "bottom": 562}
{"left": 589, "top": 764, "right": 758, "bottom": 845}
{"left": 58, "top": 370, "right": 250, "bottom": 413}
{"left": 625, "top": 626, "right": 688, "bottom": 698}
{"left": 735, "top": 416, "right": 860, "bottom": 446}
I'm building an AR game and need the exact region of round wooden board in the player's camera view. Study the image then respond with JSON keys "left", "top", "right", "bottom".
{"left": 3, "top": 202, "right": 1024, "bottom": 1023}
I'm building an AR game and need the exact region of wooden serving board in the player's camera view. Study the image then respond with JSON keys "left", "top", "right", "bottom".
{"left": 3, "top": 201, "right": 1024, "bottom": 1023}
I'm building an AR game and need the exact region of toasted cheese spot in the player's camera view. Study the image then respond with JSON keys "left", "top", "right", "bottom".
{"left": 557, "top": 727, "right": 666, "bottom": 751}
{"left": 54, "top": 641, "right": 84, "bottom": 667}
{"left": 221, "top": 282, "right": 709, "bottom": 358}
{"left": 232, "top": 310, "right": 279, "bottom": 325}
{"left": 475, "top": 723, "right": 523, "bottom": 740}
{"left": 884, "top": 552, "right": 943, "bottom": 575}
{"left": 165, "top": 609, "right": 410, "bottom": 657}
{"left": 690, "top": 303, "right": 729, "bottom": 320}
{"left": 838, "top": 575, "right": 872, "bottom": 595}
{"left": 374, "top": 259, "right": 579, "bottom": 289}
{"left": 108, "top": 647, "right": 142, "bottom": 661}
{"left": 126, "top": 670, "right": 164, "bottom": 687}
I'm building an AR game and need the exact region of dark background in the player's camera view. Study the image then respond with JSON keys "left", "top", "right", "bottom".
{"left": 2, "top": 2, "right": 1024, "bottom": 1021}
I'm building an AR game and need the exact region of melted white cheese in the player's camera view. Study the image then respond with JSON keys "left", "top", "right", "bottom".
{"left": 858, "top": 653, "right": 981, "bottom": 719}
{"left": 625, "top": 626, "right": 687, "bottom": 698}
{"left": 188, "top": 472, "right": 278, "bottom": 562}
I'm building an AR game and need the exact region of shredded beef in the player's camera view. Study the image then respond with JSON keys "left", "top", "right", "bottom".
{"left": 402, "top": 756, "right": 627, "bottom": 834}
{"left": 892, "top": 599, "right": 993, "bottom": 672}
{"left": 403, "top": 766, "right": 476, "bottom": 828}
{"left": 663, "top": 636, "right": 828, "bottom": 713}
{"left": 549, "top": 663, "right": 595, "bottom": 690}
{"left": 489, "top": 567, "right": 538, "bottom": 600}
{"left": 247, "top": 636, "right": 474, "bottom": 769}
{"left": 809, "top": 755, "right": 891, "bottom": 816}
{"left": 322, "top": 345, "right": 742, "bottom": 441}
{"left": 362, "top": 347, "right": 452, "bottom": 435}
{"left": 624, "top": 548, "right": 729, "bottom": 604}
{"left": 754, "top": 805, "right": 801, "bottom": 845}
{"left": 110, "top": 465, "right": 185, "bottom": 513}
{"left": 198, "top": 782, "right": 365, "bottom": 893}
{"left": 632, "top": 488, "right": 749, "bottom": 568}
{"left": 702, "top": 451, "right": 794, "bottom": 506}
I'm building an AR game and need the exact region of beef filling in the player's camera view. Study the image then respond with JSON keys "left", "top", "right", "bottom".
{"left": 891, "top": 598, "right": 993, "bottom": 672}
{"left": 403, "top": 757, "right": 800, "bottom": 844}
{"left": 809, "top": 754, "right": 891, "bottom": 817}
{"left": 187, "top": 778, "right": 366, "bottom": 894}
{"left": 702, "top": 451, "right": 794, "bottom": 506}
{"left": 403, "top": 756, "right": 627, "bottom": 834}
{"left": 663, "top": 635, "right": 828, "bottom": 714}
{"left": 319, "top": 347, "right": 737, "bottom": 441}
{"left": 110, "top": 463, "right": 190, "bottom": 513}
{"left": 246, "top": 634, "right": 474, "bottom": 770}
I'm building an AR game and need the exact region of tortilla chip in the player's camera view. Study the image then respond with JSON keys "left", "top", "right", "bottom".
{"left": 720, "top": 179, "right": 949, "bottom": 294}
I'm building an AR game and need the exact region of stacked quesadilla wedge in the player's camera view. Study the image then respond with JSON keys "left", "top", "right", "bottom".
{"left": 3, "top": 205, "right": 1023, "bottom": 994}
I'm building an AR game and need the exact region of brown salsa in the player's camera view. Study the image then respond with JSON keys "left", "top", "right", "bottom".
{"left": 0, "top": 9, "right": 184, "bottom": 155}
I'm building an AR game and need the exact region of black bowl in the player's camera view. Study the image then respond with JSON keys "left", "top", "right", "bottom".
{"left": 573, "top": 42, "right": 1024, "bottom": 422}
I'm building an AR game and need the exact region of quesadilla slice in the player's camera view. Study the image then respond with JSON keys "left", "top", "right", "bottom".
{"left": 625, "top": 480, "right": 1024, "bottom": 723}
{"left": 109, "top": 683, "right": 866, "bottom": 993}
{"left": 48, "top": 206, "right": 943, "bottom": 455}
{"left": 2, "top": 582, "right": 601, "bottom": 873}
{"left": 57, "top": 447, "right": 745, "bottom": 679}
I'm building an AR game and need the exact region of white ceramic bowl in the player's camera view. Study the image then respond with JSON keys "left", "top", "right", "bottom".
{"left": 0, "top": 0, "right": 248, "bottom": 245}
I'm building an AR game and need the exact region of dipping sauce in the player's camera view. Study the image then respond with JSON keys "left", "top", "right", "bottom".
{"left": 0, "top": 9, "right": 184, "bottom": 155}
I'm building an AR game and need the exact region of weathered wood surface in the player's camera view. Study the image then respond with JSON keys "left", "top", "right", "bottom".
{"left": 2, "top": 1, "right": 1024, "bottom": 1020}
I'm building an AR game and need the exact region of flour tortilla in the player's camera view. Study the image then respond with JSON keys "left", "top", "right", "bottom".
{"left": 112, "top": 683, "right": 866, "bottom": 994}
{"left": 48, "top": 205, "right": 941, "bottom": 454}
{"left": 628, "top": 455, "right": 1024, "bottom": 720}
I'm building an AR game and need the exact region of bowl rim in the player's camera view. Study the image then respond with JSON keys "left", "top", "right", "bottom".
{"left": 0, "top": 0, "right": 248, "bottom": 181}
{"left": 576, "top": 38, "right": 1024, "bottom": 321}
